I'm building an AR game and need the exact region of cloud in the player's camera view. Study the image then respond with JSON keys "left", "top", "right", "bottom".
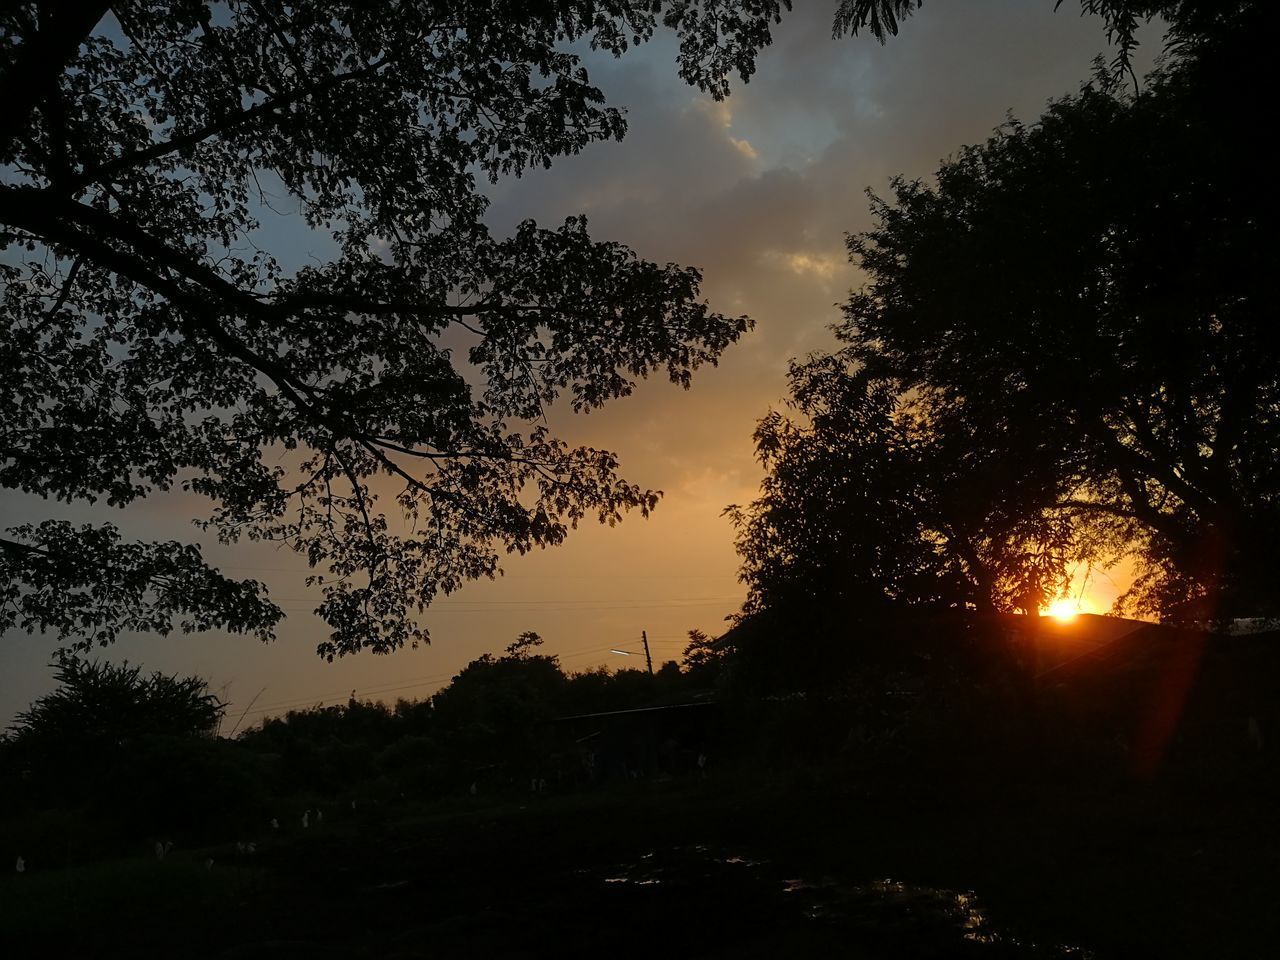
{"left": 729, "top": 136, "right": 759, "bottom": 161}
{"left": 473, "top": 0, "right": 1161, "bottom": 499}
{"left": 767, "top": 250, "right": 845, "bottom": 281}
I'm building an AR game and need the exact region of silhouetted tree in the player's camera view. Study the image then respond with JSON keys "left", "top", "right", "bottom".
{"left": 7, "top": 658, "right": 224, "bottom": 745}
{"left": 731, "top": 11, "right": 1274, "bottom": 628}
{"left": 839, "top": 45, "right": 1275, "bottom": 620}
{"left": 730, "top": 366, "right": 955, "bottom": 618}
{"left": 504, "top": 630, "right": 546, "bottom": 659}
{"left": 240, "top": 696, "right": 403, "bottom": 792}
{"left": 429, "top": 632, "right": 567, "bottom": 777}
{"left": 2, "top": 659, "right": 250, "bottom": 838}
{"left": 0, "top": 1, "right": 797, "bottom": 658}
{"left": 729, "top": 357, "right": 1115, "bottom": 619}
{"left": 678, "top": 629, "right": 730, "bottom": 690}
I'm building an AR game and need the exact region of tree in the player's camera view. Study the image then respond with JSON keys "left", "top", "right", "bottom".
{"left": 0, "top": 1, "right": 804, "bottom": 658}
{"left": 429, "top": 630, "right": 567, "bottom": 777}
{"left": 731, "top": 8, "right": 1274, "bottom": 626}
{"left": 504, "top": 630, "right": 545, "bottom": 659}
{"left": 681, "top": 627, "right": 729, "bottom": 685}
{"left": 729, "top": 362, "right": 953, "bottom": 618}
{"left": 2, "top": 658, "right": 261, "bottom": 846}
{"left": 6, "top": 657, "right": 224, "bottom": 745}
{"left": 838, "top": 37, "right": 1275, "bottom": 620}
{"left": 728, "top": 355, "right": 1103, "bottom": 620}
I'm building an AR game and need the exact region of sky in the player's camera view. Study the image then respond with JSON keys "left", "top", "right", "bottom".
{"left": 0, "top": 1, "right": 1161, "bottom": 728}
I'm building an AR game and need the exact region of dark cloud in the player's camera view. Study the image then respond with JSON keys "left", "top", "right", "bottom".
{"left": 477, "top": 2, "right": 1144, "bottom": 487}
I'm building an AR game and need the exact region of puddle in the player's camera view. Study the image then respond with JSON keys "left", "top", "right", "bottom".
{"left": 592, "top": 846, "right": 1093, "bottom": 958}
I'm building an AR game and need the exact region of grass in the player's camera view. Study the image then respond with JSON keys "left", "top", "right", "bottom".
{"left": 0, "top": 852, "right": 271, "bottom": 954}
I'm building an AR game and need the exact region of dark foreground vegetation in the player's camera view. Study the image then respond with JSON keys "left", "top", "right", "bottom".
{"left": 4, "top": 618, "right": 1279, "bottom": 958}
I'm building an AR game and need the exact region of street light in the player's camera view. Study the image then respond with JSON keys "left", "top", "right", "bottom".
{"left": 610, "top": 632, "right": 654, "bottom": 674}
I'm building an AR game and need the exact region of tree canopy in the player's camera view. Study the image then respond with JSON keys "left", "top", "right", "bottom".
{"left": 6, "top": 657, "right": 224, "bottom": 745}
{"left": 728, "top": 358, "right": 1096, "bottom": 619}
{"left": 0, "top": 1, "right": 807, "bottom": 658}
{"left": 734, "top": 8, "right": 1276, "bottom": 625}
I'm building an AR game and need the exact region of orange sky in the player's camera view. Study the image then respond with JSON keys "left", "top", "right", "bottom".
{"left": 0, "top": 2, "right": 1157, "bottom": 726}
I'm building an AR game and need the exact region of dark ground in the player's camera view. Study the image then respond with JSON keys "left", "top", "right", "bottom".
{"left": 3, "top": 765, "right": 1276, "bottom": 959}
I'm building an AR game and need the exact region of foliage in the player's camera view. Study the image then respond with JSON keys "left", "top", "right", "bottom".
{"left": 1, "top": 659, "right": 248, "bottom": 845}
{"left": 839, "top": 42, "right": 1274, "bottom": 620}
{"left": 3, "top": 0, "right": 1244, "bottom": 661}
{"left": 430, "top": 632, "right": 567, "bottom": 742}
{"left": 1, "top": 630, "right": 720, "bottom": 864}
{"left": 728, "top": 359, "right": 1100, "bottom": 618}
{"left": 4, "top": 0, "right": 1252, "bottom": 660}
{"left": 504, "top": 630, "right": 546, "bottom": 658}
{"left": 732, "top": 6, "right": 1274, "bottom": 625}
{"left": 0, "top": 1, "right": 803, "bottom": 657}
{"left": 7, "top": 657, "right": 224, "bottom": 745}
{"left": 681, "top": 628, "right": 728, "bottom": 681}
{"left": 729, "top": 365, "right": 958, "bottom": 617}
{"left": 234, "top": 629, "right": 714, "bottom": 793}
{"left": 0, "top": 522, "right": 277, "bottom": 649}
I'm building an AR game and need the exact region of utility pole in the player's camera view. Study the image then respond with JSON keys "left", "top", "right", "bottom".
{"left": 641, "top": 630, "right": 653, "bottom": 675}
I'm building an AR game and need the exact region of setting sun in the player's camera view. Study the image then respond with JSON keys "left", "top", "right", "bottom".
{"left": 1044, "top": 598, "right": 1079, "bottom": 622}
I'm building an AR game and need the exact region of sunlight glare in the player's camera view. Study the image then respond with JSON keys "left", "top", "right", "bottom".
{"left": 1044, "top": 598, "right": 1079, "bottom": 622}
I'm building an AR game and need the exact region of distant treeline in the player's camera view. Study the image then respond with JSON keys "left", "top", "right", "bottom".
{"left": 7, "top": 613, "right": 1280, "bottom": 874}
{"left": 0, "top": 632, "right": 726, "bottom": 868}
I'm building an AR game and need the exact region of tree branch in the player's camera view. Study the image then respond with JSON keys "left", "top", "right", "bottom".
{"left": 0, "top": 1, "right": 113, "bottom": 150}
{"left": 62, "top": 58, "right": 389, "bottom": 192}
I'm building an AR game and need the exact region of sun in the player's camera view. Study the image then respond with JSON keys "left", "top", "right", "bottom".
{"left": 1044, "top": 598, "right": 1079, "bottom": 622}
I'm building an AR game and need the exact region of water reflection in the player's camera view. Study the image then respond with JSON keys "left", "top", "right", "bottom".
{"left": 594, "top": 846, "right": 1092, "bottom": 958}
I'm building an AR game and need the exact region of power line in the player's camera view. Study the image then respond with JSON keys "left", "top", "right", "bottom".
{"left": 236, "top": 670, "right": 459, "bottom": 717}
{"left": 228, "top": 628, "right": 701, "bottom": 724}
{"left": 263, "top": 596, "right": 740, "bottom": 606}
{"left": 237, "top": 678, "right": 450, "bottom": 719}
{"left": 216, "top": 565, "right": 739, "bottom": 580}
{"left": 263, "top": 603, "right": 740, "bottom": 617}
